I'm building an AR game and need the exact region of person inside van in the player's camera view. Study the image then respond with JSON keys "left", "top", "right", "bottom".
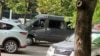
{"left": 40, "top": 20, "right": 45, "bottom": 27}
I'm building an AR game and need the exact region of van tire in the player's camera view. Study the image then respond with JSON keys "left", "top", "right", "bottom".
{"left": 27, "top": 37, "right": 33, "bottom": 45}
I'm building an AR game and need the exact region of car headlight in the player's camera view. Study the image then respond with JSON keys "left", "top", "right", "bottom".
{"left": 91, "top": 43, "right": 100, "bottom": 49}
{"left": 48, "top": 46, "right": 55, "bottom": 52}
{"left": 46, "top": 46, "right": 55, "bottom": 56}
{"left": 54, "top": 49, "right": 72, "bottom": 56}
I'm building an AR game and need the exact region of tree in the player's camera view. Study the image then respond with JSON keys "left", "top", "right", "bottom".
{"left": 6, "top": 0, "right": 23, "bottom": 14}
{"left": 37, "top": 0, "right": 74, "bottom": 16}
{"left": 75, "top": 0, "right": 97, "bottom": 56}
{"left": 0, "top": 1, "right": 3, "bottom": 19}
{"left": 6, "top": 0, "right": 37, "bottom": 24}
{"left": 0, "top": 0, "right": 5, "bottom": 20}
{"left": 70, "top": 1, "right": 100, "bottom": 29}
{"left": 24, "top": 0, "right": 37, "bottom": 24}
{"left": 93, "top": 1, "right": 100, "bottom": 24}
{"left": 6, "top": 0, "right": 37, "bottom": 14}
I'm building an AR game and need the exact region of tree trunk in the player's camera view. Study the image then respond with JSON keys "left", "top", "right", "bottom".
{"left": 24, "top": 0, "right": 30, "bottom": 24}
{"left": 75, "top": 0, "right": 97, "bottom": 56}
{"left": 24, "top": 0, "right": 29, "bottom": 24}
{"left": 0, "top": 1, "right": 3, "bottom": 20}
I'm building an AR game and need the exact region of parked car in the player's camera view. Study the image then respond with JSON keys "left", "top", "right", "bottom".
{"left": 46, "top": 30, "right": 100, "bottom": 56}
{"left": 25, "top": 14, "right": 74, "bottom": 45}
{"left": 0, "top": 20, "right": 28, "bottom": 53}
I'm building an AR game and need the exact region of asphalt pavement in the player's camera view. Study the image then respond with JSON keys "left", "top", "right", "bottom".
{"left": 1, "top": 43, "right": 51, "bottom": 56}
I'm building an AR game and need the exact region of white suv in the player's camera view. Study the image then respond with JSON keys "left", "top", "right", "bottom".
{"left": 0, "top": 20, "right": 28, "bottom": 53}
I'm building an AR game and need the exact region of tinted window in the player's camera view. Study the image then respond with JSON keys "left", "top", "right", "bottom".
{"left": 39, "top": 19, "right": 45, "bottom": 27}
{"left": 33, "top": 19, "right": 46, "bottom": 28}
{"left": 48, "top": 20, "right": 64, "bottom": 29}
{"left": 0, "top": 23, "right": 13, "bottom": 30}
{"left": 33, "top": 20, "right": 39, "bottom": 27}
{"left": 6, "top": 24, "right": 13, "bottom": 30}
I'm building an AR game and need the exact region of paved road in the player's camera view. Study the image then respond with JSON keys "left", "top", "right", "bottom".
{"left": 1, "top": 43, "right": 51, "bottom": 56}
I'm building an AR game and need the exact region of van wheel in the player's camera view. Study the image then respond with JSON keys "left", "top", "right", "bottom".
{"left": 27, "top": 37, "right": 33, "bottom": 45}
{"left": 4, "top": 40, "right": 18, "bottom": 53}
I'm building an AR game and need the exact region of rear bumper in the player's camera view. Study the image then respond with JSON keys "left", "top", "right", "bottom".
{"left": 20, "top": 45, "right": 27, "bottom": 48}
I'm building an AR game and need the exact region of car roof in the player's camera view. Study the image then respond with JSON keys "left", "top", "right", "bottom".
{"left": 0, "top": 20, "right": 20, "bottom": 26}
{"left": 35, "top": 14, "right": 65, "bottom": 21}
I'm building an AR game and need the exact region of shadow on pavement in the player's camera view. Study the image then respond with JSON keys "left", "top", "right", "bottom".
{"left": 1, "top": 41, "right": 52, "bottom": 56}
{"left": 1, "top": 50, "right": 29, "bottom": 54}
{"left": 30, "top": 41, "right": 53, "bottom": 47}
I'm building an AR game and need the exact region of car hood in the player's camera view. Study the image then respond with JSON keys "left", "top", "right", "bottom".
{"left": 52, "top": 40, "right": 74, "bottom": 50}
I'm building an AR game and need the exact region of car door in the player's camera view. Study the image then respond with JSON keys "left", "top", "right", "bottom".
{"left": 45, "top": 20, "right": 74, "bottom": 42}
{"left": 0, "top": 22, "right": 13, "bottom": 44}
{"left": 31, "top": 19, "right": 48, "bottom": 40}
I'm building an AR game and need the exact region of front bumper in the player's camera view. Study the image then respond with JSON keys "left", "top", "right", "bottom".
{"left": 47, "top": 53, "right": 69, "bottom": 56}
{"left": 46, "top": 46, "right": 71, "bottom": 56}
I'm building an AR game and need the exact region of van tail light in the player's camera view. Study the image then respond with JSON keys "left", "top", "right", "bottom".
{"left": 20, "top": 32, "right": 27, "bottom": 35}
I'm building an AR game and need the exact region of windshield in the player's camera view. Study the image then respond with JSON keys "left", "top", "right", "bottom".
{"left": 92, "top": 29, "right": 100, "bottom": 33}
{"left": 66, "top": 31, "right": 100, "bottom": 42}
{"left": 66, "top": 34, "right": 75, "bottom": 42}
{"left": 24, "top": 19, "right": 36, "bottom": 27}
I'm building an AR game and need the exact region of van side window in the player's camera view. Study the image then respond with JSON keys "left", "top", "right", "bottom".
{"left": 40, "top": 19, "right": 45, "bottom": 27}
{"left": 49, "top": 20, "right": 64, "bottom": 29}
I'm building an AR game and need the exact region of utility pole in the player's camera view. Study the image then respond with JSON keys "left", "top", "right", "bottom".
{"left": 9, "top": 9, "right": 12, "bottom": 20}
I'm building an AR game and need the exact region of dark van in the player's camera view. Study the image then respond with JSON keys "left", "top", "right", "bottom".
{"left": 26, "top": 14, "right": 74, "bottom": 45}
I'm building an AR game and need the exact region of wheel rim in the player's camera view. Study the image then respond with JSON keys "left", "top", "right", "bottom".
{"left": 5, "top": 41, "right": 17, "bottom": 53}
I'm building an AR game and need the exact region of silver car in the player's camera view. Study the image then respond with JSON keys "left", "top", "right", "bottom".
{"left": 46, "top": 31, "right": 100, "bottom": 56}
